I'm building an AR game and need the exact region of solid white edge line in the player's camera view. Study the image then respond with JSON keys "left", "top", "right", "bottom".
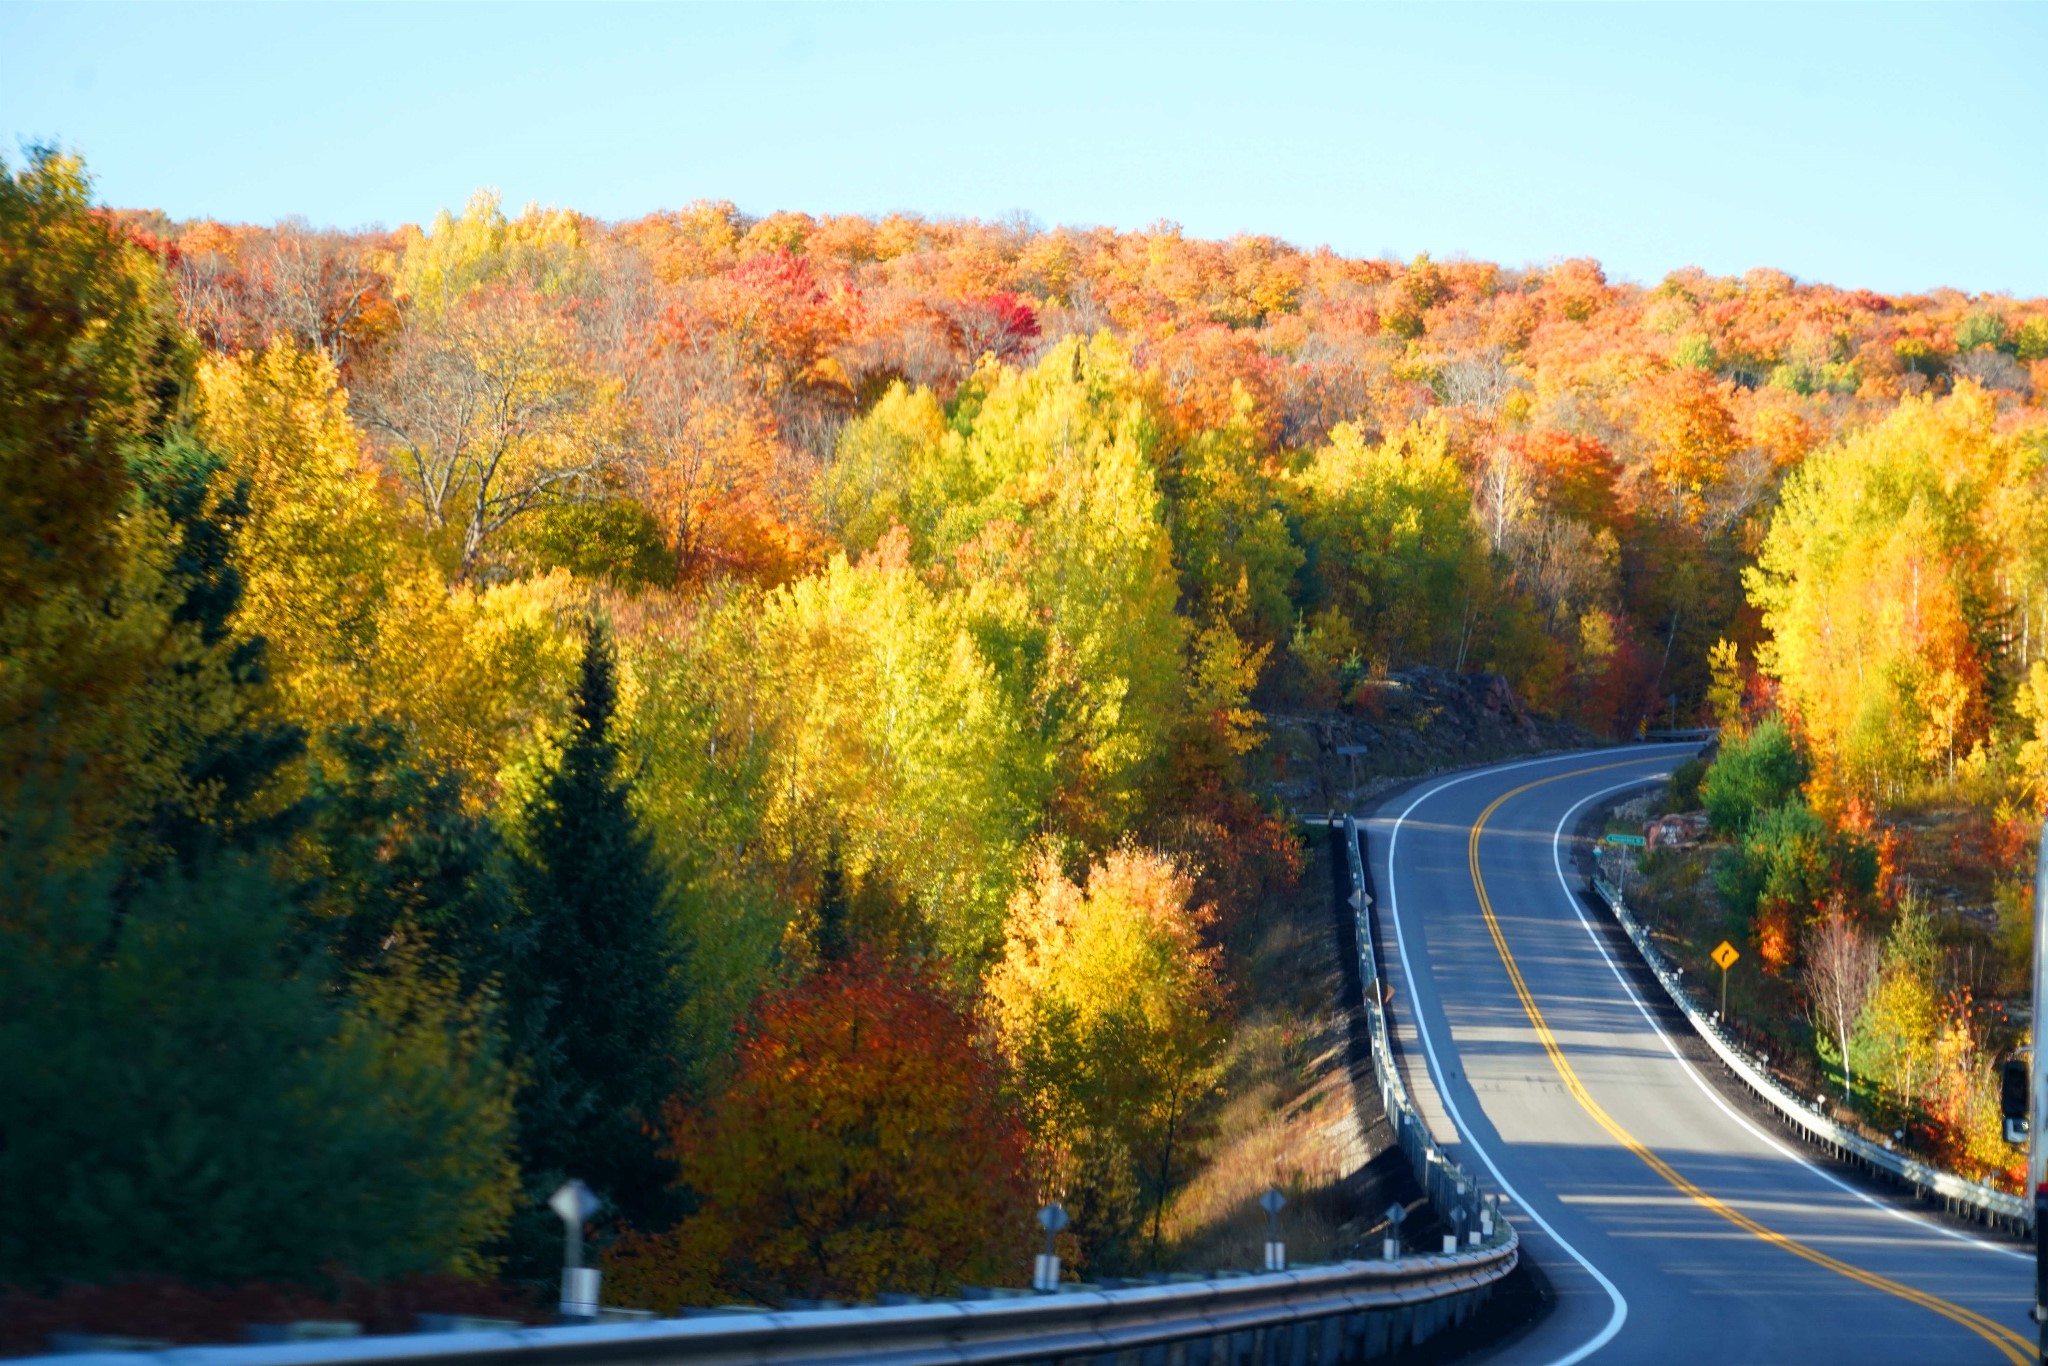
{"left": 1378, "top": 748, "right": 1702, "bottom": 1365}
{"left": 1545, "top": 773, "right": 2031, "bottom": 1266}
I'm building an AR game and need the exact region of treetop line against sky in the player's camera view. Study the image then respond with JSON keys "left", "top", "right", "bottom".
{"left": 3, "top": 3, "right": 2044, "bottom": 296}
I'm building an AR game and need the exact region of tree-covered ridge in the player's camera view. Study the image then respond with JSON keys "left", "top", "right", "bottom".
{"left": 6, "top": 145, "right": 2047, "bottom": 1319}
{"left": 130, "top": 187, "right": 2048, "bottom": 733}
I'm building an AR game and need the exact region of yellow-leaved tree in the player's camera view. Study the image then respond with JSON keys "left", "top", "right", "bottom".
{"left": 1290, "top": 415, "right": 1488, "bottom": 672}
{"left": 0, "top": 149, "right": 282, "bottom": 861}
{"left": 828, "top": 336, "right": 1187, "bottom": 841}
{"left": 2018, "top": 661, "right": 2048, "bottom": 820}
{"left": 1746, "top": 383, "right": 2048, "bottom": 805}
{"left": 1705, "top": 637, "right": 1746, "bottom": 734}
{"left": 988, "top": 847, "right": 1226, "bottom": 1272}
{"left": 357, "top": 191, "right": 620, "bottom": 581}
{"left": 385, "top": 188, "right": 591, "bottom": 316}
{"left": 197, "top": 342, "right": 585, "bottom": 795}
{"left": 197, "top": 345, "right": 400, "bottom": 732}
{"left": 360, "top": 289, "right": 618, "bottom": 580}
{"left": 742, "top": 528, "right": 1041, "bottom": 966}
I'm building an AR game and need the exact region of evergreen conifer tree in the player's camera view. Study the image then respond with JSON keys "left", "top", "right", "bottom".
{"left": 0, "top": 796, "right": 516, "bottom": 1284}
{"left": 504, "top": 620, "right": 687, "bottom": 1267}
{"left": 308, "top": 719, "right": 518, "bottom": 991}
{"left": 813, "top": 836, "right": 851, "bottom": 964}
{"left": 125, "top": 433, "right": 308, "bottom": 872}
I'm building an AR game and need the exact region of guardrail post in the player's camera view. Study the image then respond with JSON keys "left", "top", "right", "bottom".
{"left": 1316, "top": 1313, "right": 1342, "bottom": 1365}
{"left": 1366, "top": 1309, "right": 1390, "bottom": 1356}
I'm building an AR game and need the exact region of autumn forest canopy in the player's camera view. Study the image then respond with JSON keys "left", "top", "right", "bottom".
{"left": 5, "top": 147, "right": 2048, "bottom": 1313}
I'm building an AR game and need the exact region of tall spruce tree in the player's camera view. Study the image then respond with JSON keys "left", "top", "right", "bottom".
{"left": 505, "top": 620, "right": 687, "bottom": 1268}
{"left": 813, "top": 836, "right": 852, "bottom": 965}
{"left": 125, "top": 433, "right": 308, "bottom": 872}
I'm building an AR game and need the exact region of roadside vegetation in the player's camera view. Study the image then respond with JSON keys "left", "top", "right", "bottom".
{"left": 1609, "top": 381, "right": 2048, "bottom": 1194}
{"left": 1620, "top": 789, "right": 2023, "bottom": 1187}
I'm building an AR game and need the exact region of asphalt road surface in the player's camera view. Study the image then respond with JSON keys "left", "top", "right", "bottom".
{"left": 1361, "top": 746, "right": 2036, "bottom": 1365}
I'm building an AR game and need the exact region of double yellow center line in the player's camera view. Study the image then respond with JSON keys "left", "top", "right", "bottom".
{"left": 1465, "top": 764, "right": 2031, "bottom": 1364}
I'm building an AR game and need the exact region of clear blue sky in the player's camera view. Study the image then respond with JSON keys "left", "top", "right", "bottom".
{"left": 3, "top": 2, "right": 2042, "bottom": 297}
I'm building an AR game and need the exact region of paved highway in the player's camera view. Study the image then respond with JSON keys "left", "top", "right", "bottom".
{"left": 1361, "top": 746, "right": 2035, "bottom": 1364}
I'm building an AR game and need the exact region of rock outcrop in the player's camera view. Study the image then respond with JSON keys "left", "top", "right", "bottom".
{"left": 1263, "top": 667, "right": 1602, "bottom": 811}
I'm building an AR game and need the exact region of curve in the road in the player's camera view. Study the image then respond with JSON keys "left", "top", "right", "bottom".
{"left": 1373, "top": 748, "right": 2033, "bottom": 1365}
{"left": 1468, "top": 768, "right": 2027, "bottom": 1363}
{"left": 1539, "top": 778, "right": 2031, "bottom": 1270}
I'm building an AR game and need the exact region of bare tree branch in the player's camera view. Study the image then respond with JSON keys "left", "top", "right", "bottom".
{"left": 354, "top": 287, "right": 610, "bottom": 578}
{"left": 1805, "top": 905, "right": 1879, "bottom": 1103}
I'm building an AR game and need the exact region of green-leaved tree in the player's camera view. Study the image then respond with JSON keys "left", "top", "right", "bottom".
{"left": 0, "top": 806, "right": 516, "bottom": 1284}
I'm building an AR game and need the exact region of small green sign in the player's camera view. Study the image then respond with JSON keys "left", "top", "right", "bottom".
{"left": 1604, "top": 833, "right": 1646, "bottom": 847}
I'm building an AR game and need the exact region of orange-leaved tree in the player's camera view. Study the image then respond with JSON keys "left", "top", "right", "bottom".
{"left": 1631, "top": 367, "right": 1744, "bottom": 528}
{"left": 620, "top": 304, "right": 821, "bottom": 587}
{"left": 607, "top": 952, "right": 1031, "bottom": 1307}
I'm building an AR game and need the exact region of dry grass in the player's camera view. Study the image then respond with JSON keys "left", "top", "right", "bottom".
{"left": 1162, "top": 836, "right": 1379, "bottom": 1270}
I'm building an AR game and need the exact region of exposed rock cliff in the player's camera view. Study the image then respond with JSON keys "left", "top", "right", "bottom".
{"left": 1264, "top": 667, "right": 1602, "bottom": 811}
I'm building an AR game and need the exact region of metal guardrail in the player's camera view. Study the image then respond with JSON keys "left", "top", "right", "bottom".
{"left": 1341, "top": 816, "right": 1511, "bottom": 1252}
{"left": 1590, "top": 875, "right": 2031, "bottom": 1234}
{"left": 20, "top": 828, "right": 1521, "bottom": 1366}
{"left": 33, "top": 1256, "right": 1512, "bottom": 1366}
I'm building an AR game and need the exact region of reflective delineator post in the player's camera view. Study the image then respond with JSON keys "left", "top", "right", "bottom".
{"left": 1260, "top": 1188, "right": 1287, "bottom": 1272}
{"left": 1033, "top": 1202, "right": 1068, "bottom": 1292}
{"left": 549, "top": 1180, "right": 603, "bottom": 1323}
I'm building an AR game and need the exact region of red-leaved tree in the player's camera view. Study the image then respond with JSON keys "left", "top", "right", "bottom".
{"left": 607, "top": 953, "right": 1032, "bottom": 1307}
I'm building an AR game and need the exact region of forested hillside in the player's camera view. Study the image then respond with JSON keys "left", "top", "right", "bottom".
{"left": 5, "top": 147, "right": 2047, "bottom": 1327}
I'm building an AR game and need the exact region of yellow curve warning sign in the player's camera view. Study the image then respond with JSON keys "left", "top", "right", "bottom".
{"left": 1711, "top": 940, "right": 1740, "bottom": 970}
